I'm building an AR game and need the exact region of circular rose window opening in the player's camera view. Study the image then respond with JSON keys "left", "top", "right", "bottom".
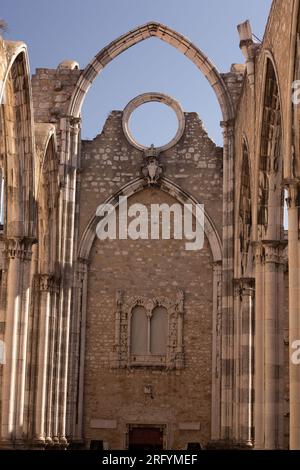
{"left": 129, "top": 102, "right": 178, "bottom": 148}
{"left": 122, "top": 93, "right": 185, "bottom": 152}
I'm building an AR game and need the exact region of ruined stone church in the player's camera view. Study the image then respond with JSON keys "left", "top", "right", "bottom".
{"left": 0, "top": 0, "right": 300, "bottom": 450}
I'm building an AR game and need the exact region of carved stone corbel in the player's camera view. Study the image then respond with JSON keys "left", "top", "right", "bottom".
{"left": 141, "top": 145, "right": 164, "bottom": 186}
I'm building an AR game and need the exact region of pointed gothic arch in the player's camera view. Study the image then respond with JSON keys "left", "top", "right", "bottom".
{"left": 71, "top": 177, "right": 223, "bottom": 441}
{"left": 35, "top": 124, "right": 59, "bottom": 274}
{"left": 68, "top": 22, "right": 234, "bottom": 122}
{"left": 77, "top": 177, "right": 222, "bottom": 263}
{"left": 257, "top": 52, "right": 284, "bottom": 241}
{"left": 0, "top": 42, "right": 36, "bottom": 239}
{"left": 238, "top": 138, "right": 252, "bottom": 277}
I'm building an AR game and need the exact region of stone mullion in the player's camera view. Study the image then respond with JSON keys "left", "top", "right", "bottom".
{"left": 286, "top": 182, "right": 300, "bottom": 449}
{"left": 175, "top": 290, "right": 184, "bottom": 369}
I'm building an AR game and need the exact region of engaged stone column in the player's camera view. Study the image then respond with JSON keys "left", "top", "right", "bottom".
{"left": 253, "top": 242, "right": 264, "bottom": 449}
{"left": 287, "top": 182, "right": 300, "bottom": 449}
{"left": 211, "top": 261, "right": 222, "bottom": 440}
{"left": 1, "top": 238, "right": 33, "bottom": 447}
{"left": 220, "top": 121, "right": 235, "bottom": 439}
{"left": 239, "top": 278, "right": 255, "bottom": 446}
{"left": 45, "top": 278, "right": 59, "bottom": 446}
{"left": 57, "top": 116, "right": 80, "bottom": 447}
{"left": 263, "top": 241, "right": 281, "bottom": 449}
{"left": 34, "top": 274, "right": 54, "bottom": 447}
{"left": 253, "top": 240, "right": 285, "bottom": 449}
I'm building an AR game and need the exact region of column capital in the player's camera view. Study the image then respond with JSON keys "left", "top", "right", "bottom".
{"left": 64, "top": 115, "right": 81, "bottom": 135}
{"left": 220, "top": 120, "right": 235, "bottom": 140}
{"left": 252, "top": 241, "right": 264, "bottom": 265}
{"left": 252, "top": 240, "right": 287, "bottom": 265}
{"left": 283, "top": 179, "right": 300, "bottom": 208}
{"left": 38, "top": 273, "right": 60, "bottom": 293}
{"left": 220, "top": 118, "right": 235, "bottom": 130}
{"left": 6, "top": 237, "right": 35, "bottom": 260}
{"left": 234, "top": 277, "right": 255, "bottom": 298}
{"left": 212, "top": 260, "right": 222, "bottom": 272}
{"left": 262, "top": 240, "right": 287, "bottom": 265}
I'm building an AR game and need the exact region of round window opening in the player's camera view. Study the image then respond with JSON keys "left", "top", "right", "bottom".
{"left": 129, "top": 102, "right": 178, "bottom": 149}
{"left": 122, "top": 93, "right": 185, "bottom": 152}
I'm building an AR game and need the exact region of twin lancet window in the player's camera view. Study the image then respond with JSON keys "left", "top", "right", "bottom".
{"left": 131, "top": 305, "right": 168, "bottom": 357}
{"left": 112, "top": 290, "right": 185, "bottom": 369}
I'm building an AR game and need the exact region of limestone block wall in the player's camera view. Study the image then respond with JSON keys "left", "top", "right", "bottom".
{"left": 78, "top": 112, "right": 223, "bottom": 240}
{"left": 233, "top": 0, "right": 295, "bottom": 450}
{"left": 77, "top": 111, "right": 223, "bottom": 449}
{"left": 31, "top": 67, "right": 81, "bottom": 124}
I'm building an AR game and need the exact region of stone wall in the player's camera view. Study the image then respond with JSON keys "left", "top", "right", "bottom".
{"left": 78, "top": 111, "right": 223, "bottom": 449}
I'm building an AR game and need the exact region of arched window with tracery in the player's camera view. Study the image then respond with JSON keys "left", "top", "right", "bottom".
{"left": 258, "top": 58, "right": 283, "bottom": 240}
{"left": 239, "top": 141, "right": 252, "bottom": 276}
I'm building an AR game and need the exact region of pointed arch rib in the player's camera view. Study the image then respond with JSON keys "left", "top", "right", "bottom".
{"left": 68, "top": 22, "right": 234, "bottom": 121}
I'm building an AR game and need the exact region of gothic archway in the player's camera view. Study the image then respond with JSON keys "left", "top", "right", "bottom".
{"left": 68, "top": 22, "right": 234, "bottom": 121}
{"left": 239, "top": 139, "right": 252, "bottom": 277}
{"left": 254, "top": 51, "right": 286, "bottom": 450}
{"left": 257, "top": 54, "right": 284, "bottom": 242}
{"left": 78, "top": 177, "right": 222, "bottom": 262}
{"left": 0, "top": 44, "right": 35, "bottom": 238}
{"left": 70, "top": 177, "right": 222, "bottom": 443}
{"left": 33, "top": 124, "right": 60, "bottom": 445}
{"left": 0, "top": 42, "right": 36, "bottom": 444}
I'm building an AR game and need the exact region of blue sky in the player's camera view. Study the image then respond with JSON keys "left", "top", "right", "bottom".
{"left": 2, "top": 0, "right": 272, "bottom": 145}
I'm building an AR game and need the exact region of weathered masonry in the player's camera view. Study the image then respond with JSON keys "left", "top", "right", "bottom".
{"left": 0, "top": 0, "right": 300, "bottom": 450}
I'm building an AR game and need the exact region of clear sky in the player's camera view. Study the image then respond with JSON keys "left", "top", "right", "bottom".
{"left": 2, "top": 0, "right": 272, "bottom": 146}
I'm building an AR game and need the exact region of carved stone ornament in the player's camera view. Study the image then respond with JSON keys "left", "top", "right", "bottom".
{"left": 6, "top": 237, "right": 34, "bottom": 261}
{"left": 141, "top": 145, "right": 163, "bottom": 186}
{"left": 111, "top": 289, "right": 184, "bottom": 370}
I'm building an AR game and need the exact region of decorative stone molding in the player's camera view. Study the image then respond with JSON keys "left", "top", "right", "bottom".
{"left": 263, "top": 240, "right": 287, "bottom": 265}
{"left": 234, "top": 277, "right": 255, "bottom": 300}
{"left": 284, "top": 180, "right": 300, "bottom": 209}
{"left": 252, "top": 242, "right": 264, "bottom": 267}
{"left": 111, "top": 289, "right": 185, "bottom": 370}
{"left": 252, "top": 241, "right": 287, "bottom": 266}
{"left": 284, "top": 180, "right": 300, "bottom": 238}
{"left": 69, "top": 23, "right": 234, "bottom": 121}
{"left": 141, "top": 145, "right": 164, "bottom": 186}
{"left": 6, "top": 237, "right": 34, "bottom": 261}
{"left": 38, "top": 273, "right": 60, "bottom": 293}
{"left": 240, "top": 278, "right": 255, "bottom": 298}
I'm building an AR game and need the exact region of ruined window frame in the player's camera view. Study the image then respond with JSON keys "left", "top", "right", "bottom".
{"left": 111, "top": 290, "right": 184, "bottom": 370}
